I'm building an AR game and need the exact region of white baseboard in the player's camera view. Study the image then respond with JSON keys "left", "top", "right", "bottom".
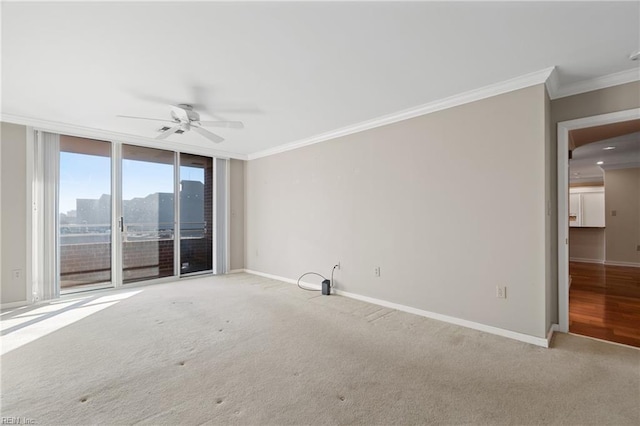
{"left": 244, "top": 269, "right": 321, "bottom": 290}
{"left": 547, "top": 323, "right": 559, "bottom": 346}
{"left": 334, "top": 288, "right": 551, "bottom": 348}
{"left": 569, "top": 257, "right": 604, "bottom": 264}
{"left": 571, "top": 258, "right": 640, "bottom": 268}
{"left": 1, "top": 300, "right": 30, "bottom": 310}
{"left": 228, "top": 269, "right": 245, "bottom": 274}
{"left": 604, "top": 260, "right": 640, "bottom": 268}
{"left": 243, "top": 269, "right": 550, "bottom": 348}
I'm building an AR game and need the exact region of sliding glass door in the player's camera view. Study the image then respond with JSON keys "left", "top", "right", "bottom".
{"left": 54, "top": 135, "right": 220, "bottom": 294}
{"left": 121, "top": 145, "right": 176, "bottom": 283}
{"left": 179, "top": 154, "right": 213, "bottom": 275}
{"left": 58, "top": 136, "right": 112, "bottom": 291}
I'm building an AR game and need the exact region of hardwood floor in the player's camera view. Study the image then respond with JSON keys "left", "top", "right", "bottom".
{"left": 569, "top": 261, "right": 640, "bottom": 347}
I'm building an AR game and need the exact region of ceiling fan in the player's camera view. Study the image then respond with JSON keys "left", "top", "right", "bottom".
{"left": 117, "top": 104, "right": 243, "bottom": 143}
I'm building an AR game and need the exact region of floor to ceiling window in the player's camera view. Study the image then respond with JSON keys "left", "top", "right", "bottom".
{"left": 179, "top": 154, "right": 213, "bottom": 275}
{"left": 49, "top": 132, "right": 223, "bottom": 295}
{"left": 58, "top": 136, "right": 112, "bottom": 290}
{"left": 121, "top": 145, "right": 176, "bottom": 283}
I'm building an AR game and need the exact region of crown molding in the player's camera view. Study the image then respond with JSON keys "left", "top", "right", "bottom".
{"left": 0, "top": 113, "right": 248, "bottom": 160}
{"left": 545, "top": 66, "right": 561, "bottom": 99}
{"left": 6, "top": 65, "right": 638, "bottom": 163}
{"left": 248, "top": 67, "right": 556, "bottom": 160}
{"left": 549, "top": 67, "right": 640, "bottom": 100}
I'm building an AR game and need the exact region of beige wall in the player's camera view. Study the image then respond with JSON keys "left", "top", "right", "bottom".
{"left": 544, "top": 89, "right": 553, "bottom": 331}
{"left": 1, "top": 122, "right": 28, "bottom": 305}
{"left": 569, "top": 228, "right": 605, "bottom": 262}
{"left": 604, "top": 167, "right": 640, "bottom": 265}
{"left": 229, "top": 159, "right": 245, "bottom": 270}
{"left": 246, "top": 85, "right": 549, "bottom": 338}
{"left": 551, "top": 81, "right": 640, "bottom": 127}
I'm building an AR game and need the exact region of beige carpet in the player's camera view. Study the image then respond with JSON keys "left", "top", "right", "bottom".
{"left": 1, "top": 273, "right": 638, "bottom": 425}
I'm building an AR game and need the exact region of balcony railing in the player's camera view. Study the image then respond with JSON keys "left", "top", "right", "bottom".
{"left": 59, "top": 222, "right": 208, "bottom": 245}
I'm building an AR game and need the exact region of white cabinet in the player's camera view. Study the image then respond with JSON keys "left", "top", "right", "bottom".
{"left": 569, "top": 187, "right": 605, "bottom": 227}
{"left": 581, "top": 192, "right": 605, "bottom": 227}
{"left": 569, "top": 193, "right": 581, "bottom": 227}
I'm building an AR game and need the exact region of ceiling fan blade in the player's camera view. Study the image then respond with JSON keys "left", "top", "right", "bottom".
{"left": 155, "top": 125, "right": 181, "bottom": 140}
{"left": 117, "top": 114, "right": 174, "bottom": 123}
{"left": 198, "top": 120, "right": 244, "bottom": 129}
{"left": 128, "top": 91, "right": 177, "bottom": 106}
{"left": 192, "top": 126, "right": 224, "bottom": 143}
{"left": 209, "top": 106, "right": 262, "bottom": 114}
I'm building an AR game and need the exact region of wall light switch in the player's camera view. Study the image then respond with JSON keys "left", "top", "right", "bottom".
{"left": 611, "top": 210, "right": 617, "bottom": 216}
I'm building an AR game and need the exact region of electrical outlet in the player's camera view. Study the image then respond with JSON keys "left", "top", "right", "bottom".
{"left": 637, "top": 245, "right": 640, "bottom": 252}
{"left": 374, "top": 266, "right": 381, "bottom": 277}
{"left": 12, "top": 269, "right": 22, "bottom": 280}
{"left": 496, "top": 286, "right": 506, "bottom": 299}
{"left": 611, "top": 210, "right": 617, "bottom": 217}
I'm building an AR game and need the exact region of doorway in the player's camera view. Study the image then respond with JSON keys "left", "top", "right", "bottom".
{"left": 557, "top": 108, "right": 640, "bottom": 346}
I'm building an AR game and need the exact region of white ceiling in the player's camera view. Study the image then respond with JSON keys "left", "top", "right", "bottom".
{"left": 570, "top": 131, "right": 640, "bottom": 183}
{"left": 2, "top": 1, "right": 639, "bottom": 157}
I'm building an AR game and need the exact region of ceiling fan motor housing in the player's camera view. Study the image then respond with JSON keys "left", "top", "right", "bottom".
{"left": 171, "top": 104, "right": 200, "bottom": 123}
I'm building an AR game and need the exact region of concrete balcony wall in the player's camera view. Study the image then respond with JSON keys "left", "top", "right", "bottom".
{"left": 60, "top": 238, "right": 212, "bottom": 288}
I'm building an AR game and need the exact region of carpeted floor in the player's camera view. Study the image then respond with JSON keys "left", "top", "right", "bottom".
{"left": 1, "top": 273, "right": 639, "bottom": 425}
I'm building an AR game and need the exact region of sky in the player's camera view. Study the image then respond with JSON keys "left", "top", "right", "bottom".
{"left": 59, "top": 152, "right": 204, "bottom": 214}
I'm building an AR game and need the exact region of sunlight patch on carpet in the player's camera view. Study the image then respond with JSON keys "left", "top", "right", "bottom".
{"left": 0, "top": 290, "right": 142, "bottom": 355}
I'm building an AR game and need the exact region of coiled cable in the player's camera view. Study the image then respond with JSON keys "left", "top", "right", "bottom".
{"left": 296, "top": 264, "right": 340, "bottom": 292}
